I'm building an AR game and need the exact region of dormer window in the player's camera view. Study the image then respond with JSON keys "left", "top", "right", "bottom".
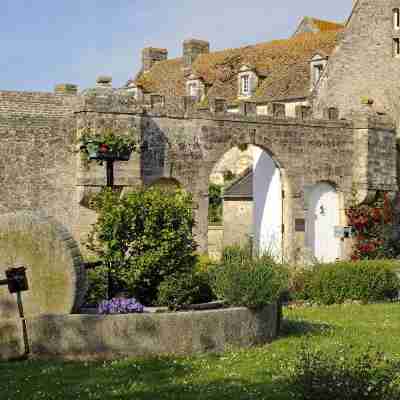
{"left": 240, "top": 75, "right": 250, "bottom": 96}
{"left": 394, "top": 8, "right": 400, "bottom": 29}
{"left": 237, "top": 65, "right": 258, "bottom": 99}
{"left": 310, "top": 54, "right": 328, "bottom": 89}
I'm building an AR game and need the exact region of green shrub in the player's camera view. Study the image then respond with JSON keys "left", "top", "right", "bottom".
{"left": 157, "top": 271, "right": 215, "bottom": 310}
{"left": 157, "top": 255, "right": 217, "bottom": 310}
{"left": 208, "top": 183, "right": 223, "bottom": 225}
{"left": 87, "top": 187, "right": 197, "bottom": 306}
{"left": 222, "top": 244, "right": 253, "bottom": 263}
{"left": 291, "top": 345, "right": 400, "bottom": 400}
{"left": 84, "top": 264, "right": 108, "bottom": 306}
{"left": 292, "top": 260, "right": 400, "bottom": 305}
{"left": 211, "top": 252, "right": 288, "bottom": 309}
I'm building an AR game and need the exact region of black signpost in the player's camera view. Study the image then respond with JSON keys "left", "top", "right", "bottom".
{"left": 0, "top": 266, "right": 30, "bottom": 356}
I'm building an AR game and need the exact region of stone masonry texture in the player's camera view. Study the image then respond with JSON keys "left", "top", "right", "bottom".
{"left": 0, "top": 1, "right": 399, "bottom": 265}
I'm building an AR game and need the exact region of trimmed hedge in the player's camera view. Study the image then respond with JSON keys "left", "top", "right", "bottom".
{"left": 292, "top": 261, "right": 400, "bottom": 305}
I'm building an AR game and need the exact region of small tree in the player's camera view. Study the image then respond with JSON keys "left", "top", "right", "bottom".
{"left": 87, "top": 187, "right": 197, "bottom": 305}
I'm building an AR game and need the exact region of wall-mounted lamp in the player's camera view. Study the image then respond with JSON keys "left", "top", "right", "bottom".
{"left": 320, "top": 205, "right": 325, "bottom": 215}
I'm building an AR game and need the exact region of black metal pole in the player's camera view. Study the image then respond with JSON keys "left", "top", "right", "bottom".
{"left": 16, "top": 291, "right": 30, "bottom": 356}
{"left": 106, "top": 160, "right": 114, "bottom": 188}
{"left": 106, "top": 160, "right": 114, "bottom": 300}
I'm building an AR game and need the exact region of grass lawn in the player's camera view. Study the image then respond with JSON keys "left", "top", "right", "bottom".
{"left": 2, "top": 303, "right": 400, "bottom": 400}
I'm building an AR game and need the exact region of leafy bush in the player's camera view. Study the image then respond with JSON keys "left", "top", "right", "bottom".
{"left": 208, "top": 183, "right": 223, "bottom": 225}
{"left": 87, "top": 187, "right": 197, "bottom": 306}
{"left": 222, "top": 244, "right": 253, "bottom": 263}
{"left": 292, "top": 260, "right": 400, "bottom": 305}
{"left": 157, "top": 270, "right": 215, "bottom": 310}
{"left": 84, "top": 264, "right": 108, "bottom": 306}
{"left": 346, "top": 191, "right": 400, "bottom": 260}
{"left": 211, "top": 249, "right": 288, "bottom": 309}
{"left": 290, "top": 345, "right": 400, "bottom": 400}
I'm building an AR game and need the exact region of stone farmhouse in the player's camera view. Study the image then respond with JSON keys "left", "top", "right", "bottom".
{"left": 0, "top": 0, "right": 398, "bottom": 264}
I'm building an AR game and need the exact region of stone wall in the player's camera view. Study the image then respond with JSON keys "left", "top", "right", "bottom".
{"left": 0, "top": 91, "right": 79, "bottom": 233}
{"left": 0, "top": 304, "right": 279, "bottom": 360}
{"left": 208, "top": 225, "right": 223, "bottom": 260}
{"left": 223, "top": 199, "right": 253, "bottom": 249}
{"left": 313, "top": 0, "right": 400, "bottom": 127}
{"left": 0, "top": 87, "right": 396, "bottom": 262}
{"left": 141, "top": 108, "right": 389, "bottom": 260}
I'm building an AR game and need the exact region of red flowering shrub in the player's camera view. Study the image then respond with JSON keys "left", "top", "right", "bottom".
{"left": 346, "top": 193, "right": 397, "bottom": 260}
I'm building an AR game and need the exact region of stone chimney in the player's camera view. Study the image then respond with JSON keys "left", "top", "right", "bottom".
{"left": 96, "top": 76, "right": 112, "bottom": 89}
{"left": 142, "top": 47, "right": 168, "bottom": 73}
{"left": 183, "top": 39, "right": 210, "bottom": 69}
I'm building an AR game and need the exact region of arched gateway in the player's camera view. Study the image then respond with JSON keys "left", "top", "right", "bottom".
{"left": 207, "top": 144, "right": 284, "bottom": 261}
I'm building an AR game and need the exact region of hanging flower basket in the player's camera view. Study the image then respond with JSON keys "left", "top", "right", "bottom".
{"left": 78, "top": 128, "right": 137, "bottom": 164}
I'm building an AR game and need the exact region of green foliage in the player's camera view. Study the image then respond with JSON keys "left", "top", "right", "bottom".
{"left": 291, "top": 345, "right": 400, "bottom": 400}
{"left": 78, "top": 127, "right": 137, "bottom": 165}
{"left": 157, "top": 271, "right": 215, "bottom": 310}
{"left": 208, "top": 183, "right": 223, "bottom": 225}
{"left": 87, "top": 187, "right": 197, "bottom": 305}
{"left": 222, "top": 170, "right": 236, "bottom": 182}
{"left": 347, "top": 192, "right": 400, "bottom": 260}
{"left": 83, "top": 265, "right": 108, "bottom": 306}
{"left": 157, "top": 255, "right": 218, "bottom": 310}
{"left": 222, "top": 243, "right": 253, "bottom": 262}
{"left": 292, "top": 260, "right": 400, "bottom": 305}
{"left": 212, "top": 247, "right": 288, "bottom": 309}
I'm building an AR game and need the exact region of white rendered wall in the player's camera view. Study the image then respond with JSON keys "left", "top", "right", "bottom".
{"left": 253, "top": 147, "right": 282, "bottom": 260}
{"left": 306, "top": 183, "right": 340, "bottom": 262}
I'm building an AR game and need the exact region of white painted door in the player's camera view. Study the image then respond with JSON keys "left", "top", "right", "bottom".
{"left": 253, "top": 147, "right": 282, "bottom": 260}
{"left": 306, "top": 183, "right": 340, "bottom": 262}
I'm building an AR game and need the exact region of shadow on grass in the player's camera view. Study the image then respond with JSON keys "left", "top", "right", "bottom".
{"left": 279, "top": 318, "right": 333, "bottom": 338}
{"left": 0, "top": 356, "right": 294, "bottom": 400}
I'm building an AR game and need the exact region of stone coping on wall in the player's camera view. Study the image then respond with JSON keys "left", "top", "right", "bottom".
{"left": 0, "top": 304, "right": 280, "bottom": 361}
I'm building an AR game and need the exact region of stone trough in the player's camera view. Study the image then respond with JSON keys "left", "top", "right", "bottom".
{"left": 1, "top": 304, "right": 280, "bottom": 360}
{"left": 0, "top": 211, "right": 280, "bottom": 361}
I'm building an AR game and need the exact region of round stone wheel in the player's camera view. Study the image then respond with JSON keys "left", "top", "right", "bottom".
{"left": 0, "top": 211, "right": 87, "bottom": 319}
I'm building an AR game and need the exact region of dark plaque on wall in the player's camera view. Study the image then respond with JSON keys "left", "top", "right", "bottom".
{"left": 295, "top": 219, "right": 306, "bottom": 232}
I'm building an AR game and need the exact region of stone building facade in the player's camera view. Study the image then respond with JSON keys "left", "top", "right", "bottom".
{"left": 0, "top": 0, "right": 398, "bottom": 263}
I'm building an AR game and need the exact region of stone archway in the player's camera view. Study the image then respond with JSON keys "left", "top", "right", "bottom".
{"left": 306, "top": 182, "right": 341, "bottom": 262}
{"left": 206, "top": 143, "right": 287, "bottom": 261}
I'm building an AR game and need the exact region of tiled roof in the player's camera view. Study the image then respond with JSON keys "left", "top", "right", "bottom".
{"left": 133, "top": 29, "right": 342, "bottom": 103}
{"left": 308, "top": 17, "right": 344, "bottom": 32}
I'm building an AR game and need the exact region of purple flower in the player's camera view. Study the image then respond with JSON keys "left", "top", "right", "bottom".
{"left": 98, "top": 297, "right": 144, "bottom": 314}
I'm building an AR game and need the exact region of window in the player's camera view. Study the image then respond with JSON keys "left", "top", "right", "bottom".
{"left": 394, "top": 8, "right": 400, "bottom": 29}
{"left": 240, "top": 75, "right": 250, "bottom": 95}
{"left": 394, "top": 38, "right": 400, "bottom": 57}
{"left": 313, "top": 64, "right": 324, "bottom": 84}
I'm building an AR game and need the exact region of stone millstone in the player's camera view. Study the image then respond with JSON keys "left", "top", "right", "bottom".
{"left": 0, "top": 211, "right": 87, "bottom": 320}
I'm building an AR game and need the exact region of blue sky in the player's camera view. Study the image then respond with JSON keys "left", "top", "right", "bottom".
{"left": 0, "top": 1, "right": 352, "bottom": 92}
